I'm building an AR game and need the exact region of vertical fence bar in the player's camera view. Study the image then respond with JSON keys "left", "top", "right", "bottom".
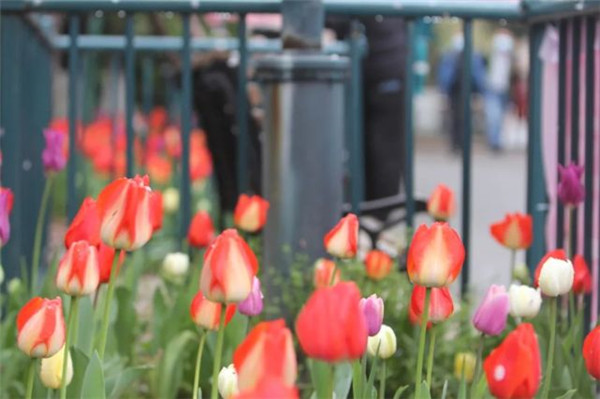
{"left": 125, "top": 13, "right": 135, "bottom": 177}
{"left": 526, "top": 23, "right": 546, "bottom": 269}
{"left": 556, "top": 20, "right": 568, "bottom": 249}
{"left": 350, "top": 19, "right": 364, "bottom": 214}
{"left": 142, "top": 56, "right": 154, "bottom": 115}
{"left": 570, "top": 17, "right": 581, "bottom": 257}
{"left": 67, "top": 14, "right": 80, "bottom": 222}
{"left": 404, "top": 20, "right": 415, "bottom": 229}
{"left": 181, "top": 13, "right": 192, "bottom": 241}
{"left": 460, "top": 19, "right": 473, "bottom": 296}
{"left": 236, "top": 13, "right": 249, "bottom": 194}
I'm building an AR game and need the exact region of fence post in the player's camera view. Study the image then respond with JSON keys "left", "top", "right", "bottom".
{"left": 349, "top": 19, "right": 364, "bottom": 215}
{"left": 569, "top": 17, "right": 581, "bottom": 257}
{"left": 125, "top": 13, "right": 135, "bottom": 177}
{"left": 180, "top": 13, "right": 192, "bottom": 241}
{"left": 236, "top": 13, "right": 249, "bottom": 194}
{"left": 67, "top": 14, "right": 80, "bottom": 221}
{"left": 556, "top": 20, "right": 567, "bottom": 249}
{"left": 404, "top": 20, "right": 415, "bottom": 229}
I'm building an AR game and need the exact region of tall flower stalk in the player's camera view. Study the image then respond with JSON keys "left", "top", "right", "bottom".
{"left": 59, "top": 297, "right": 79, "bottom": 399}
{"left": 31, "top": 177, "right": 53, "bottom": 294}
{"left": 540, "top": 297, "right": 557, "bottom": 399}
{"left": 210, "top": 311, "right": 227, "bottom": 399}
{"left": 192, "top": 332, "right": 207, "bottom": 399}
{"left": 414, "top": 288, "right": 430, "bottom": 398}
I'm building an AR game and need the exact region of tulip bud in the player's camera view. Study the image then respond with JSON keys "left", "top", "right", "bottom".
{"left": 8, "top": 278, "right": 22, "bottom": 295}
{"left": 454, "top": 352, "right": 476, "bottom": 382}
{"left": 572, "top": 254, "right": 592, "bottom": 294}
{"left": 0, "top": 187, "right": 14, "bottom": 247}
{"left": 162, "top": 252, "right": 190, "bottom": 283}
{"left": 472, "top": 285, "right": 510, "bottom": 336}
{"left": 162, "top": 187, "right": 180, "bottom": 214}
{"left": 508, "top": 284, "right": 542, "bottom": 319}
{"left": 188, "top": 210, "right": 215, "bottom": 249}
{"left": 190, "top": 291, "right": 236, "bottom": 331}
{"left": 513, "top": 262, "right": 530, "bottom": 285}
{"left": 359, "top": 295, "right": 384, "bottom": 336}
{"left": 323, "top": 214, "right": 359, "bottom": 259}
{"left": 218, "top": 364, "right": 239, "bottom": 399}
{"left": 238, "top": 277, "right": 264, "bottom": 316}
{"left": 427, "top": 184, "right": 456, "bottom": 221}
{"left": 42, "top": 129, "right": 68, "bottom": 173}
{"left": 557, "top": 162, "right": 585, "bottom": 206}
{"left": 64, "top": 197, "right": 101, "bottom": 248}
{"left": 56, "top": 241, "right": 100, "bottom": 296}
{"left": 40, "top": 345, "right": 73, "bottom": 389}
{"left": 409, "top": 285, "right": 454, "bottom": 326}
{"left": 313, "top": 258, "right": 340, "bottom": 289}
{"left": 364, "top": 250, "right": 393, "bottom": 280}
{"left": 233, "top": 194, "right": 270, "bottom": 233}
{"left": 490, "top": 213, "right": 533, "bottom": 250}
{"left": 17, "top": 297, "right": 65, "bottom": 358}
{"left": 367, "top": 325, "right": 396, "bottom": 359}
{"left": 583, "top": 326, "right": 600, "bottom": 380}
{"left": 538, "top": 257, "right": 574, "bottom": 297}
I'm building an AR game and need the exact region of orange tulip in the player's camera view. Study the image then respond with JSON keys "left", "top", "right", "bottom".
{"left": 408, "top": 285, "right": 454, "bottom": 327}
{"left": 200, "top": 229, "right": 259, "bottom": 303}
{"left": 148, "top": 106, "right": 168, "bottom": 133}
{"left": 427, "top": 184, "right": 456, "bottom": 221}
{"left": 164, "top": 125, "right": 182, "bottom": 158}
{"left": 313, "top": 258, "right": 340, "bottom": 288}
{"left": 572, "top": 254, "right": 592, "bottom": 294}
{"left": 233, "top": 194, "right": 270, "bottom": 233}
{"left": 234, "top": 376, "right": 299, "bottom": 399}
{"left": 64, "top": 197, "right": 101, "bottom": 248}
{"left": 233, "top": 319, "right": 297, "bottom": 391}
{"left": 364, "top": 250, "right": 393, "bottom": 280}
{"left": 188, "top": 210, "right": 215, "bottom": 248}
{"left": 56, "top": 241, "right": 100, "bottom": 296}
{"left": 17, "top": 297, "right": 65, "bottom": 358}
{"left": 406, "top": 222, "right": 465, "bottom": 287}
{"left": 190, "top": 131, "right": 213, "bottom": 182}
{"left": 190, "top": 291, "right": 236, "bottom": 330}
{"left": 490, "top": 213, "right": 533, "bottom": 250}
{"left": 96, "top": 175, "right": 155, "bottom": 251}
{"left": 533, "top": 249, "right": 567, "bottom": 287}
{"left": 323, "top": 214, "right": 359, "bottom": 259}
{"left": 146, "top": 155, "right": 172, "bottom": 185}
{"left": 296, "top": 282, "right": 367, "bottom": 362}
{"left": 583, "top": 326, "right": 600, "bottom": 380}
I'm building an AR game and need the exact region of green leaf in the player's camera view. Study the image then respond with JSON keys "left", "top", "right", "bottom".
{"left": 392, "top": 385, "right": 408, "bottom": 399}
{"left": 154, "top": 330, "right": 196, "bottom": 399}
{"left": 66, "top": 348, "right": 90, "bottom": 398}
{"left": 75, "top": 296, "right": 94, "bottom": 357}
{"left": 458, "top": 373, "right": 467, "bottom": 399}
{"left": 555, "top": 389, "right": 577, "bottom": 399}
{"left": 364, "top": 354, "right": 379, "bottom": 399}
{"left": 333, "top": 362, "right": 352, "bottom": 399}
{"left": 115, "top": 287, "right": 137, "bottom": 360}
{"left": 309, "top": 359, "right": 333, "bottom": 399}
{"left": 106, "top": 366, "right": 151, "bottom": 399}
{"left": 420, "top": 381, "right": 432, "bottom": 399}
{"left": 80, "top": 351, "right": 105, "bottom": 399}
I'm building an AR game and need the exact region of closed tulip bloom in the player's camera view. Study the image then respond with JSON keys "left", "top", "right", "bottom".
{"left": 454, "top": 352, "right": 477, "bottom": 382}
{"left": 234, "top": 376, "right": 299, "bottom": 399}
{"left": 360, "top": 294, "right": 384, "bottom": 336}
{"left": 508, "top": 285, "right": 542, "bottom": 319}
{"left": 364, "top": 250, "right": 393, "bottom": 280}
{"left": 296, "top": 282, "right": 367, "bottom": 362}
{"left": 233, "top": 319, "right": 297, "bottom": 391}
{"left": 538, "top": 257, "right": 574, "bottom": 297}
{"left": 407, "top": 223, "right": 465, "bottom": 287}
{"left": 557, "top": 162, "right": 585, "bottom": 206}
{"left": 427, "top": 184, "right": 456, "bottom": 221}
{"left": 409, "top": 285, "right": 454, "bottom": 326}
{"left": 17, "top": 296, "right": 65, "bottom": 358}
{"left": 96, "top": 175, "right": 155, "bottom": 251}
{"left": 162, "top": 187, "right": 180, "bottom": 214}
{"left": 189, "top": 291, "right": 236, "bottom": 330}
{"left": 533, "top": 249, "right": 567, "bottom": 287}
{"left": 40, "top": 345, "right": 73, "bottom": 389}
{"left": 472, "top": 285, "right": 510, "bottom": 336}
{"left": 513, "top": 262, "right": 531, "bottom": 285}
{"left": 42, "top": 128, "right": 67, "bottom": 173}
{"left": 367, "top": 324, "right": 396, "bottom": 359}
{"left": 56, "top": 241, "right": 100, "bottom": 296}
{"left": 146, "top": 155, "right": 172, "bottom": 185}
{"left": 98, "top": 244, "right": 124, "bottom": 284}
{"left": 313, "top": 258, "right": 340, "bottom": 288}
{"left": 0, "top": 187, "right": 13, "bottom": 247}
{"left": 64, "top": 197, "right": 101, "bottom": 247}
{"left": 218, "top": 365, "right": 239, "bottom": 399}
{"left": 162, "top": 252, "right": 190, "bottom": 282}
{"left": 234, "top": 194, "right": 270, "bottom": 233}
{"left": 188, "top": 210, "right": 215, "bottom": 249}
{"left": 150, "top": 191, "right": 163, "bottom": 233}
{"left": 572, "top": 254, "right": 592, "bottom": 294}
{"left": 483, "top": 323, "right": 541, "bottom": 399}
{"left": 583, "top": 326, "right": 600, "bottom": 380}
{"left": 200, "top": 229, "right": 259, "bottom": 303}
{"left": 490, "top": 213, "right": 533, "bottom": 250}
{"left": 238, "top": 277, "right": 264, "bottom": 316}
{"left": 323, "top": 214, "right": 359, "bottom": 259}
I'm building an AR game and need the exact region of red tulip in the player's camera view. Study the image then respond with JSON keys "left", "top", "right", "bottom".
{"left": 409, "top": 285, "right": 454, "bottom": 327}
{"left": 190, "top": 131, "right": 213, "bottom": 182}
{"left": 0, "top": 186, "right": 14, "bottom": 213}
{"left": 296, "top": 282, "right": 367, "bottom": 362}
{"left": 148, "top": 107, "right": 168, "bottom": 133}
{"left": 150, "top": 190, "right": 163, "bottom": 232}
{"left": 56, "top": 240, "right": 100, "bottom": 296}
{"left": 200, "top": 229, "right": 259, "bottom": 303}
{"left": 583, "top": 326, "right": 600, "bottom": 380}
{"left": 407, "top": 222, "right": 465, "bottom": 287}
{"left": 533, "top": 249, "right": 567, "bottom": 287}
{"left": 234, "top": 194, "right": 270, "bottom": 233}
{"left": 146, "top": 155, "right": 172, "bottom": 185}
{"left": 64, "top": 197, "right": 101, "bottom": 248}
{"left": 483, "top": 323, "right": 541, "bottom": 399}
{"left": 427, "top": 184, "right": 455, "bottom": 221}
{"left": 233, "top": 319, "right": 297, "bottom": 391}
{"left": 17, "top": 297, "right": 65, "bottom": 358}
{"left": 323, "top": 214, "right": 359, "bottom": 259}
{"left": 364, "top": 250, "right": 393, "bottom": 280}
{"left": 490, "top": 213, "right": 533, "bottom": 250}
{"left": 164, "top": 126, "right": 182, "bottom": 158}
{"left": 98, "top": 244, "right": 125, "bottom": 284}
{"left": 0, "top": 187, "right": 14, "bottom": 247}
{"left": 96, "top": 175, "right": 155, "bottom": 250}
{"left": 188, "top": 210, "right": 215, "bottom": 248}
{"left": 234, "top": 376, "right": 299, "bottom": 399}
{"left": 190, "top": 291, "right": 236, "bottom": 330}
{"left": 313, "top": 258, "right": 340, "bottom": 288}
{"left": 572, "top": 254, "right": 592, "bottom": 294}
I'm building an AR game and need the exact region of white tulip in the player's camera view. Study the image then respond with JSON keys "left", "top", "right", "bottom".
{"left": 509, "top": 284, "right": 542, "bottom": 319}
{"left": 162, "top": 252, "right": 190, "bottom": 282}
{"left": 538, "top": 257, "right": 574, "bottom": 297}
{"left": 40, "top": 345, "right": 73, "bottom": 389}
{"left": 162, "top": 188, "right": 180, "bottom": 214}
{"left": 367, "top": 324, "right": 396, "bottom": 359}
{"left": 218, "top": 364, "right": 239, "bottom": 399}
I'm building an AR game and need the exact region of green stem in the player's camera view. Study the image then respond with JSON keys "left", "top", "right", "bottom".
{"left": 46, "top": 388, "right": 54, "bottom": 399}
{"left": 566, "top": 207, "right": 573, "bottom": 259}
{"left": 352, "top": 360, "right": 362, "bottom": 399}
{"left": 569, "top": 291, "right": 577, "bottom": 350}
{"left": 329, "top": 264, "right": 338, "bottom": 286}
{"left": 414, "top": 287, "right": 430, "bottom": 399}
{"left": 540, "top": 297, "right": 557, "bottom": 399}
{"left": 60, "top": 296, "right": 79, "bottom": 399}
{"left": 210, "top": 309, "right": 227, "bottom": 399}
{"left": 426, "top": 326, "right": 437, "bottom": 388}
{"left": 509, "top": 249, "right": 516, "bottom": 284}
{"left": 379, "top": 361, "right": 386, "bottom": 399}
{"left": 98, "top": 251, "right": 122, "bottom": 359}
{"left": 470, "top": 334, "right": 485, "bottom": 399}
{"left": 192, "top": 332, "right": 207, "bottom": 399}
{"left": 25, "top": 359, "right": 35, "bottom": 399}
{"left": 31, "top": 177, "right": 53, "bottom": 295}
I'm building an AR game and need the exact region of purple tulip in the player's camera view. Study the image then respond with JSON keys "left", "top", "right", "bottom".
{"left": 360, "top": 294, "right": 384, "bottom": 336}
{"left": 238, "top": 277, "right": 263, "bottom": 316}
{"left": 557, "top": 162, "right": 585, "bottom": 206}
{"left": 472, "top": 284, "right": 510, "bottom": 336}
{"left": 0, "top": 189, "right": 12, "bottom": 247}
{"left": 42, "top": 129, "right": 67, "bottom": 173}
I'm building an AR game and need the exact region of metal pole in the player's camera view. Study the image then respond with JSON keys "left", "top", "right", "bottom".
{"left": 125, "top": 13, "right": 135, "bottom": 177}
{"left": 569, "top": 17, "right": 581, "bottom": 257}
{"left": 180, "top": 13, "right": 192, "bottom": 241}
{"left": 556, "top": 20, "right": 567, "bottom": 249}
{"left": 349, "top": 20, "right": 364, "bottom": 214}
{"left": 460, "top": 19, "right": 472, "bottom": 296}
{"left": 236, "top": 13, "right": 249, "bottom": 194}
{"left": 404, "top": 20, "right": 415, "bottom": 229}
{"left": 142, "top": 56, "right": 154, "bottom": 115}
{"left": 67, "top": 14, "right": 79, "bottom": 222}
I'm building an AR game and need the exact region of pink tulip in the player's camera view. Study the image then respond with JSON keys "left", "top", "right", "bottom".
{"left": 0, "top": 188, "right": 13, "bottom": 247}
{"left": 238, "top": 277, "right": 264, "bottom": 316}
{"left": 359, "top": 294, "right": 384, "bottom": 336}
{"left": 472, "top": 284, "right": 510, "bottom": 336}
{"left": 557, "top": 163, "right": 585, "bottom": 206}
{"left": 42, "top": 129, "right": 67, "bottom": 173}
